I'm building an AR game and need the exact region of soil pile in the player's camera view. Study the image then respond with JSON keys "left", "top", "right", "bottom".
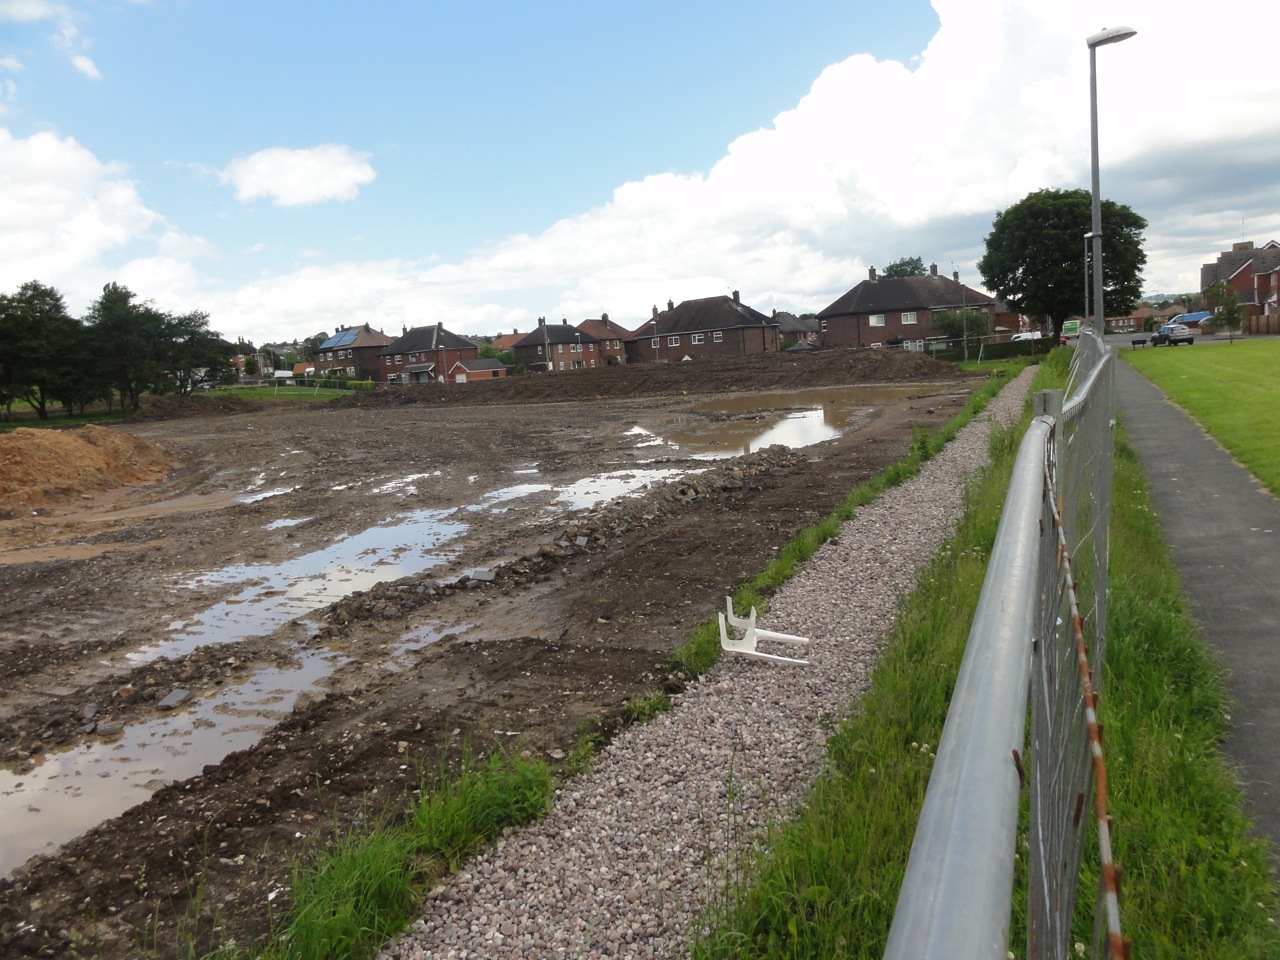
{"left": 0, "top": 425, "right": 174, "bottom": 514}
{"left": 130, "top": 392, "right": 263, "bottom": 421}
{"left": 332, "top": 346, "right": 960, "bottom": 409}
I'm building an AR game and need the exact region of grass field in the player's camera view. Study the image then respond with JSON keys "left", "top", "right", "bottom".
{"left": 1124, "top": 338, "right": 1280, "bottom": 496}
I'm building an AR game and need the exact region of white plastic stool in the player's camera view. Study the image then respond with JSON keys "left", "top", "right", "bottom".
{"left": 718, "top": 597, "right": 810, "bottom": 665}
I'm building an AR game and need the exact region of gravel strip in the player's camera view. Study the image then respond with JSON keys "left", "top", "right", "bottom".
{"left": 383, "top": 369, "right": 1034, "bottom": 960}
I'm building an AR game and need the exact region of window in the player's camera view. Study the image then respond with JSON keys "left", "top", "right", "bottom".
{"left": 384, "top": 356, "right": 391, "bottom": 365}
{"left": 691, "top": 333, "right": 705, "bottom": 344}
{"left": 395, "top": 354, "right": 403, "bottom": 363}
{"left": 870, "top": 342, "right": 883, "bottom": 350}
{"left": 820, "top": 319, "right": 828, "bottom": 333}
{"left": 668, "top": 336, "right": 680, "bottom": 347}
{"left": 557, "top": 344, "right": 563, "bottom": 353}
{"left": 902, "top": 312, "right": 917, "bottom": 325}
{"left": 651, "top": 338, "right": 660, "bottom": 348}
{"left": 869, "top": 314, "right": 885, "bottom": 327}
{"left": 537, "top": 345, "right": 543, "bottom": 354}
{"left": 713, "top": 331, "right": 723, "bottom": 342}
{"left": 558, "top": 361, "right": 564, "bottom": 370}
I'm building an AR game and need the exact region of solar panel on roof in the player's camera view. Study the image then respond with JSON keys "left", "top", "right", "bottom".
{"left": 320, "top": 328, "right": 358, "bottom": 349}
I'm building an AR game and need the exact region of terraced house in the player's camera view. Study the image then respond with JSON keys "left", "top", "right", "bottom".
{"left": 312, "top": 324, "right": 396, "bottom": 380}
{"left": 624, "top": 291, "right": 779, "bottom": 363}
{"left": 817, "top": 264, "right": 996, "bottom": 349}
{"left": 513, "top": 318, "right": 603, "bottom": 372}
{"left": 380, "top": 322, "right": 479, "bottom": 384}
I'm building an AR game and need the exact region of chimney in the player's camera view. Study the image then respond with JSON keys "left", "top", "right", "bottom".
{"left": 732, "top": 290, "right": 740, "bottom": 303}
{"left": 953, "top": 270, "right": 960, "bottom": 282}
{"left": 402, "top": 324, "right": 407, "bottom": 335}
{"left": 538, "top": 316, "right": 546, "bottom": 328}
{"left": 771, "top": 308, "right": 777, "bottom": 318}
{"left": 930, "top": 263, "right": 938, "bottom": 276}
{"left": 869, "top": 266, "right": 877, "bottom": 281}
{"left": 667, "top": 299, "right": 674, "bottom": 311}
{"left": 601, "top": 312, "right": 609, "bottom": 323}
{"left": 1233, "top": 241, "right": 1254, "bottom": 252}
{"left": 562, "top": 317, "right": 568, "bottom": 325}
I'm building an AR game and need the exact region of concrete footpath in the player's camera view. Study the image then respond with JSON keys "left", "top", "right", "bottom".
{"left": 1115, "top": 359, "right": 1280, "bottom": 860}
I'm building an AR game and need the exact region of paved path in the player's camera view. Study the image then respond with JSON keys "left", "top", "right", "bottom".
{"left": 1115, "top": 360, "right": 1280, "bottom": 859}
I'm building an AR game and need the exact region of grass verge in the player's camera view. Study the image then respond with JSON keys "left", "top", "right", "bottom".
{"left": 689, "top": 349, "right": 1280, "bottom": 958}
{"left": 1123, "top": 338, "right": 1280, "bottom": 496}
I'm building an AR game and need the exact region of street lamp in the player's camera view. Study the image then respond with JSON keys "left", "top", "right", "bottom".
{"left": 1087, "top": 25, "right": 1136, "bottom": 334}
{"left": 1083, "top": 231, "right": 1094, "bottom": 330}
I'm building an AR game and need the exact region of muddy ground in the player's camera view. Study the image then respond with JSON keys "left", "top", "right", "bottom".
{"left": 0, "top": 348, "right": 987, "bottom": 958}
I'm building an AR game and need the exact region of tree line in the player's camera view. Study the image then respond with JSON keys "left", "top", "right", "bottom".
{"left": 0, "top": 280, "right": 235, "bottom": 420}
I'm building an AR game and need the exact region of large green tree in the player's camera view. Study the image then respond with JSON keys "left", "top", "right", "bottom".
{"left": 0, "top": 281, "right": 81, "bottom": 419}
{"left": 85, "top": 282, "right": 173, "bottom": 410}
{"left": 977, "top": 188, "right": 1146, "bottom": 340}
{"left": 883, "top": 255, "right": 926, "bottom": 278}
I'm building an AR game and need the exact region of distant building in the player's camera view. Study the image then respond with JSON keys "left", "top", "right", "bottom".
{"left": 624, "top": 291, "right": 778, "bottom": 363}
{"left": 1200, "top": 240, "right": 1280, "bottom": 334}
{"left": 817, "top": 264, "right": 996, "bottom": 349}
{"left": 576, "top": 313, "right": 632, "bottom": 365}
{"left": 380, "top": 323, "right": 479, "bottom": 384}
{"left": 313, "top": 324, "right": 395, "bottom": 380}
{"left": 513, "top": 318, "right": 603, "bottom": 372}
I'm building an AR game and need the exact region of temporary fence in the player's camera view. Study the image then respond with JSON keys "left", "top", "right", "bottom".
{"left": 883, "top": 330, "right": 1124, "bottom": 960}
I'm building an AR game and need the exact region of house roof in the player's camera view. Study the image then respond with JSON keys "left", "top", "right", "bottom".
{"left": 383, "top": 322, "right": 476, "bottom": 355}
{"left": 450, "top": 358, "right": 507, "bottom": 372}
{"left": 1201, "top": 241, "right": 1280, "bottom": 290}
{"left": 773, "top": 311, "right": 820, "bottom": 334}
{"left": 630, "top": 294, "right": 775, "bottom": 339}
{"left": 514, "top": 320, "right": 602, "bottom": 349}
{"left": 319, "top": 324, "right": 395, "bottom": 350}
{"left": 576, "top": 314, "right": 632, "bottom": 341}
{"left": 817, "top": 275, "right": 995, "bottom": 318}
{"left": 491, "top": 331, "right": 524, "bottom": 350}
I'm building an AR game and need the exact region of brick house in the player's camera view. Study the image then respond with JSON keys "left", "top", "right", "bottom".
{"left": 313, "top": 324, "right": 396, "bottom": 380}
{"left": 1200, "top": 240, "right": 1280, "bottom": 334}
{"left": 380, "top": 323, "right": 479, "bottom": 384}
{"left": 447, "top": 357, "right": 508, "bottom": 382}
{"left": 624, "top": 291, "right": 779, "bottom": 363}
{"left": 773, "top": 310, "right": 820, "bottom": 347}
{"left": 816, "top": 264, "right": 997, "bottom": 349}
{"left": 576, "top": 313, "right": 631, "bottom": 365}
{"left": 513, "top": 318, "right": 604, "bottom": 372}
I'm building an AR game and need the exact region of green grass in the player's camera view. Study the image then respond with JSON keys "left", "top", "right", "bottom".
{"left": 689, "top": 346, "right": 1280, "bottom": 958}
{"left": 209, "top": 385, "right": 349, "bottom": 402}
{"left": 1124, "top": 338, "right": 1280, "bottom": 496}
{"left": 245, "top": 751, "right": 554, "bottom": 960}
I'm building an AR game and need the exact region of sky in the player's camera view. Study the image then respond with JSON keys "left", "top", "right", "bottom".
{"left": 3, "top": 0, "right": 1279, "bottom": 347}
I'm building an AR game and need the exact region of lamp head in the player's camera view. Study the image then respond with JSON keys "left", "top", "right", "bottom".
{"left": 1087, "top": 26, "right": 1136, "bottom": 48}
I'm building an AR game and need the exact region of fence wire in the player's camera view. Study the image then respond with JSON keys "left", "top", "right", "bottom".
{"left": 884, "top": 331, "right": 1122, "bottom": 960}
{"left": 1028, "top": 331, "right": 1125, "bottom": 959}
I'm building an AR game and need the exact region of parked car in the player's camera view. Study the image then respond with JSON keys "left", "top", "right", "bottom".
{"left": 1011, "top": 331, "right": 1043, "bottom": 342}
{"left": 1151, "top": 323, "right": 1194, "bottom": 347}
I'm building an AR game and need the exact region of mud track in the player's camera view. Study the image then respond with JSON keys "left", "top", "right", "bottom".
{"left": 0, "top": 349, "right": 986, "bottom": 957}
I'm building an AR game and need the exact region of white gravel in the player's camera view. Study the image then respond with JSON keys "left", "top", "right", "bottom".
{"left": 382, "top": 369, "right": 1033, "bottom": 960}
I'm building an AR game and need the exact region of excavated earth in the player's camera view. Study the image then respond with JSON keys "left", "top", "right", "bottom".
{"left": 0, "top": 348, "right": 989, "bottom": 958}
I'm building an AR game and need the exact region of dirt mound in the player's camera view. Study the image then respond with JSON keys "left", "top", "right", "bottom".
{"left": 129, "top": 392, "right": 264, "bottom": 421}
{"left": 332, "top": 347, "right": 965, "bottom": 409}
{"left": 0, "top": 425, "right": 175, "bottom": 514}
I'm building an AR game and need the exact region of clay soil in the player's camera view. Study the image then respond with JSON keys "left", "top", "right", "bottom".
{"left": 0, "top": 349, "right": 986, "bottom": 958}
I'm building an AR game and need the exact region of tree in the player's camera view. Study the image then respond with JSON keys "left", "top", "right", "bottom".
{"left": 977, "top": 188, "right": 1147, "bottom": 340}
{"left": 304, "top": 332, "right": 330, "bottom": 357}
{"left": 0, "top": 281, "right": 81, "bottom": 419}
{"left": 883, "top": 255, "right": 926, "bottom": 278}
{"left": 1202, "top": 281, "right": 1246, "bottom": 342}
{"left": 164, "top": 312, "right": 237, "bottom": 393}
{"left": 932, "top": 308, "right": 991, "bottom": 359}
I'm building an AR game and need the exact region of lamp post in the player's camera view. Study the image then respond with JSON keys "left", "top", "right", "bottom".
{"left": 1087, "top": 25, "right": 1136, "bottom": 335}
{"left": 1083, "top": 231, "right": 1094, "bottom": 331}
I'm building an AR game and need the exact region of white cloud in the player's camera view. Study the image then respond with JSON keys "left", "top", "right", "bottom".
{"left": 69, "top": 53, "right": 99, "bottom": 79}
{"left": 6, "top": 0, "right": 1280, "bottom": 343}
{"left": 221, "top": 144, "right": 376, "bottom": 207}
{"left": 0, "top": 1, "right": 60, "bottom": 23}
{"left": 0, "top": 128, "right": 159, "bottom": 304}
{"left": 0, "top": 55, "right": 23, "bottom": 71}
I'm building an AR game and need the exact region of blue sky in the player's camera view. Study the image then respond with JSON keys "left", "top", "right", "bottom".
{"left": 3, "top": 0, "right": 1280, "bottom": 344}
